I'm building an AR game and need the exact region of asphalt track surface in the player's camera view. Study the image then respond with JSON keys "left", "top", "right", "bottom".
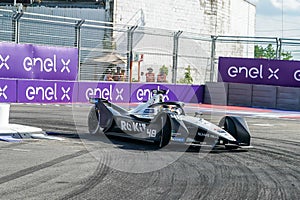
{"left": 0, "top": 103, "right": 299, "bottom": 200}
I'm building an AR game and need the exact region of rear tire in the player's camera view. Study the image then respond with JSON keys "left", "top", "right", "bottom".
{"left": 155, "top": 131, "right": 168, "bottom": 148}
{"left": 154, "top": 112, "right": 171, "bottom": 148}
{"left": 88, "top": 106, "right": 103, "bottom": 134}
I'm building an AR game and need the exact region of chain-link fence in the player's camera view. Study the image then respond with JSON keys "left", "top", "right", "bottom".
{"left": 1, "top": 8, "right": 299, "bottom": 84}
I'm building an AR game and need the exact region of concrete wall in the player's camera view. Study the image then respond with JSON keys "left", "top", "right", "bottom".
{"left": 204, "top": 82, "right": 300, "bottom": 111}
{"left": 203, "top": 82, "right": 228, "bottom": 105}
{"left": 252, "top": 85, "right": 277, "bottom": 109}
{"left": 277, "top": 87, "right": 300, "bottom": 110}
{"left": 228, "top": 83, "right": 252, "bottom": 107}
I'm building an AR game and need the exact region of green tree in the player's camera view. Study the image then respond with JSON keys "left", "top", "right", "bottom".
{"left": 281, "top": 51, "right": 293, "bottom": 60}
{"left": 254, "top": 44, "right": 293, "bottom": 60}
{"left": 159, "top": 65, "right": 169, "bottom": 76}
{"left": 264, "top": 44, "right": 276, "bottom": 58}
{"left": 178, "top": 65, "right": 193, "bottom": 84}
{"left": 254, "top": 45, "right": 265, "bottom": 58}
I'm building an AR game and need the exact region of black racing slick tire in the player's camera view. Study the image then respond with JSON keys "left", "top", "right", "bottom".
{"left": 154, "top": 112, "right": 171, "bottom": 148}
{"left": 219, "top": 116, "right": 251, "bottom": 146}
{"left": 88, "top": 106, "right": 103, "bottom": 134}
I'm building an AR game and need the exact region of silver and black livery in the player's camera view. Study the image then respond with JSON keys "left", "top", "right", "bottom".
{"left": 88, "top": 90, "right": 251, "bottom": 149}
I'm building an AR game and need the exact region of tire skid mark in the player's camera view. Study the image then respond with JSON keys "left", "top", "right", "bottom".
{"left": 224, "top": 154, "right": 261, "bottom": 200}
{"left": 253, "top": 144, "right": 300, "bottom": 163}
{"left": 7, "top": 104, "right": 300, "bottom": 199}
{"left": 184, "top": 160, "right": 216, "bottom": 200}
{"left": 250, "top": 147, "right": 300, "bottom": 182}
{"left": 158, "top": 171, "right": 188, "bottom": 200}
{"left": 0, "top": 142, "right": 27, "bottom": 150}
{"left": 0, "top": 173, "right": 60, "bottom": 198}
{"left": 59, "top": 163, "right": 110, "bottom": 200}
{"left": 155, "top": 172, "right": 174, "bottom": 199}
{"left": 56, "top": 147, "right": 140, "bottom": 199}
{"left": 253, "top": 136, "right": 300, "bottom": 147}
{"left": 228, "top": 153, "right": 281, "bottom": 200}
{"left": 129, "top": 159, "right": 189, "bottom": 200}
{"left": 109, "top": 154, "right": 188, "bottom": 200}
{"left": 130, "top": 171, "right": 163, "bottom": 200}
{"left": 0, "top": 150, "right": 89, "bottom": 185}
{"left": 130, "top": 171, "right": 161, "bottom": 199}
{"left": 198, "top": 155, "right": 250, "bottom": 200}
{"left": 173, "top": 155, "right": 241, "bottom": 200}
{"left": 103, "top": 169, "right": 162, "bottom": 200}
{"left": 236, "top": 150, "right": 299, "bottom": 200}
{"left": 58, "top": 151, "right": 111, "bottom": 200}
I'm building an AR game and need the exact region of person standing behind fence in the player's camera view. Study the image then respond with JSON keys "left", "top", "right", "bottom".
{"left": 113, "top": 67, "right": 122, "bottom": 81}
{"left": 120, "top": 69, "right": 126, "bottom": 81}
{"left": 104, "top": 69, "right": 113, "bottom": 81}
{"left": 146, "top": 68, "right": 155, "bottom": 82}
{"left": 140, "top": 72, "right": 146, "bottom": 82}
{"left": 157, "top": 71, "right": 167, "bottom": 82}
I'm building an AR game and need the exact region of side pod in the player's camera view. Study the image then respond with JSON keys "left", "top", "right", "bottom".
{"left": 219, "top": 116, "right": 251, "bottom": 146}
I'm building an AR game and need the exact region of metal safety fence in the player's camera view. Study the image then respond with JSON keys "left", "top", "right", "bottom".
{"left": 1, "top": 8, "right": 300, "bottom": 84}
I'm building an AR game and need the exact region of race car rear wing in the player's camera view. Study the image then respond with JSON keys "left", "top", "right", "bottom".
{"left": 152, "top": 89, "right": 167, "bottom": 95}
{"left": 89, "top": 97, "right": 108, "bottom": 104}
{"left": 89, "top": 97, "right": 128, "bottom": 115}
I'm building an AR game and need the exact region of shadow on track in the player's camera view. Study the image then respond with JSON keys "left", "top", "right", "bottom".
{"left": 47, "top": 131, "right": 249, "bottom": 154}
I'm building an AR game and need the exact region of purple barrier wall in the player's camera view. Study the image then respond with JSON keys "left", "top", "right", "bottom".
{"left": 0, "top": 79, "right": 204, "bottom": 103}
{"left": 77, "top": 82, "right": 131, "bottom": 103}
{"left": 77, "top": 82, "right": 203, "bottom": 103}
{"left": 218, "top": 57, "right": 300, "bottom": 87}
{"left": 17, "top": 80, "right": 77, "bottom": 103}
{"left": 128, "top": 84, "right": 202, "bottom": 103}
{"left": 0, "top": 42, "right": 78, "bottom": 80}
{"left": 0, "top": 79, "right": 17, "bottom": 103}
{"left": 0, "top": 43, "right": 203, "bottom": 104}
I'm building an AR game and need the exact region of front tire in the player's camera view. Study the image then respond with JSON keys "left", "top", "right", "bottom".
{"left": 219, "top": 116, "right": 251, "bottom": 146}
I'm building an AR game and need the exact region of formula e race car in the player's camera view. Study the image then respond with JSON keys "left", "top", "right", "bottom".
{"left": 88, "top": 90, "right": 251, "bottom": 149}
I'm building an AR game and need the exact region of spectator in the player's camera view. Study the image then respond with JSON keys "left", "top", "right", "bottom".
{"left": 113, "top": 67, "right": 122, "bottom": 81}
{"left": 157, "top": 71, "right": 167, "bottom": 82}
{"left": 140, "top": 72, "right": 146, "bottom": 82}
{"left": 121, "top": 69, "right": 126, "bottom": 81}
{"left": 146, "top": 68, "right": 155, "bottom": 82}
{"left": 104, "top": 69, "right": 113, "bottom": 81}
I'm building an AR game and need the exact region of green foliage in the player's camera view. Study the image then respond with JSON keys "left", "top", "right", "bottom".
{"left": 254, "top": 44, "right": 293, "bottom": 60}
{"left": 159, "top": 65, "right": 169, "bottom": 75}
{"left": 281, "top": 51, "right": 293, "bottom": 60}
{"left": 254, "top": 45, "right": 264, "bottom": 58}
{"left": 178, "top": 65, "right": 193, "bottom": 84}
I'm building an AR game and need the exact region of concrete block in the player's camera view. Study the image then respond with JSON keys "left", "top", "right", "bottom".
{"left": 276, "top": 86, "right": 300, "bottom": 111}
{"left": 203, "top": 82, "right": 228, "bottom": 105}
{"left": 228, "top": 83, "right": 252, "bottom": 106}
{"left": 252, "top": 85, "right": 277, "bottom": 108}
